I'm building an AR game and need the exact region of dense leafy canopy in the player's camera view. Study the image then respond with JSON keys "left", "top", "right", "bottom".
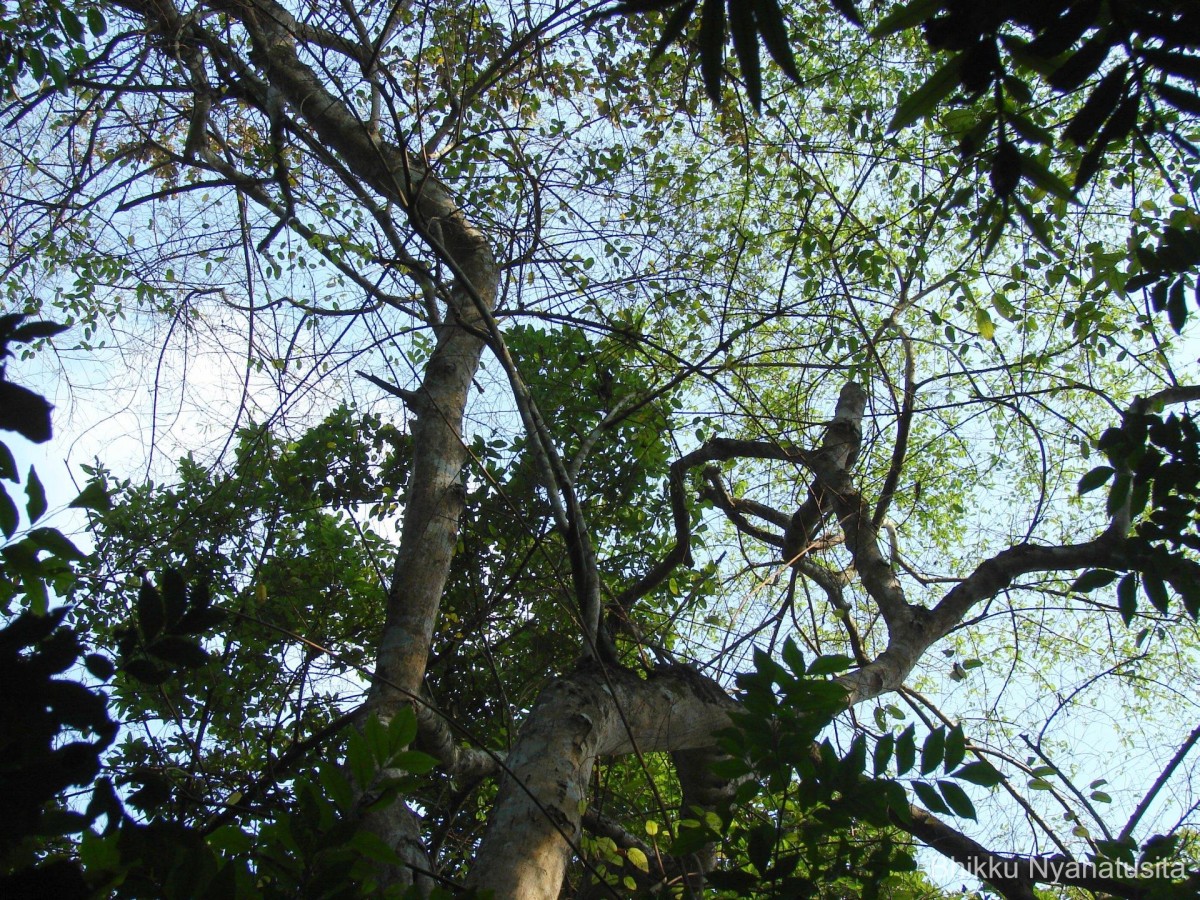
{"left": 1, "top": 0, "right": 1200, "bottom": 897}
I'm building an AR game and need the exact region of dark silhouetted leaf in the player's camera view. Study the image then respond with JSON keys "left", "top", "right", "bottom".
{"left": 895, "top": 724, "right": 916, "bottom": 775}
{"left": 68, "top": 480, "right": 111, "bottom": 511}
{"left": 1167, "top": 278, "right": 1188, "bottom": 333}
{"left": 1071, "top": 568, "right": 1117, "bottom": 593}
{"left": 123, "top": 657, "right": 170, "bottom": 684}
{"left": 911, "top": 780, "right": 951, "bottom": 815}
{"left": 889, "top": 55, "right": 963, "bottom": 133}
{"left": 938, "top": 780, "right": 976, "bottom": 819}
{"left": 146, "top": 635, "right": 210, "bottom": 668}
{"left": 161, "top": 569, "right": 187, "bottom": 627}
{"left": 952, "top": 760, "right": 1004, "bottom": 787}
{"left": 728, "top": 0, "right": 762, "bottom": 109}
{"left": 650, "top": 0, "right": 697, "bottom": 59}
{"left": 0, "top": 441, "right": 16, "bottom": 481}
{"left": 1079, "top": 465, "right": 1114, "bottom": 494}
{"left": 0, "top": 381, "right": 53, "bottom": 443}
{"left": 807, "top": 653, "right": 853, "bottom": 676}
{"left": 1156, "top": 82, "right": 1200, "bottom": 116}
{"left": 753, "top": 0, "right": 800, "bottom": 82}
{"left": 1065, "top": 64, "right": 1127, "bottom": 146}
{"left": 27, "top": 527, "right": 85, "bottom": 560}
{"left": 24, "top": 466, "right": 46, "bottom": 524}
{"left": 1143, "top": 574, "right": 1170, "bottom": 615}
{"left": 10, "top": 320, "right": 69, "bottom": 343}
{"left": 874, "top": 734, "right": 894, "bottom": 776}
{"left": 84, "top": 653, "right": 115, "bottom": 681}
{"left": 1047, "top": 31, "right": 1112, "bottom": 92}
{"left": 1117, "top": 573, "right": 1138, "bottom": 625}
{"left": 699, "top": 0, "right": 727, "bottom": 102}
{"left": 138, "top": 580, "right": 165, "bottom": 641}
{"left": 919, "top": 728, "right": 944, "bottom": 777}
{"left": 990, "top": 142, "right": 1021, "bottom": 198}
{"left": 943, "top": 724, "right": 967, "bottom": 772}
{"left": 871, "top": 0, "right": 939, "bottom": 38}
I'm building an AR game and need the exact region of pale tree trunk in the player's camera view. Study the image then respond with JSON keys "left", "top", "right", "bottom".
{"left": 468, "top": 665, "right": 739, "bottom": 897}
{"left": 163, "top": 0, "right": 501, "bottom": 886}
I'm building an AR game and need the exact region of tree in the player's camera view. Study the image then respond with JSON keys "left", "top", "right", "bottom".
{"left": 2, "top": 0, "right": 1200, "bottom": 897}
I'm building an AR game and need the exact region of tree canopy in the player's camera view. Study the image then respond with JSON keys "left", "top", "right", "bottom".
{"left": 2, "top": 0, "right": 1200, "bottom": 897}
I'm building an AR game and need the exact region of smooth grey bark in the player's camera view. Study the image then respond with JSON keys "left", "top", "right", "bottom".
{"left": 467, "top": 665, "right": 739, "bottom": 898}
{"left": 114, "top": 0, "right": 499, "bottom": 886}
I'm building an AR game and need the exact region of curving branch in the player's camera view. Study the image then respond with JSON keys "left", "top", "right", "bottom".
{"left": 467, "top": 665, "right": 738, "bottom": 896}
{"left": 781, "top": 381, "right": 867, "bottom": 564}
{"left": 900, "top": 804, "right": 1160, "bottom": 900}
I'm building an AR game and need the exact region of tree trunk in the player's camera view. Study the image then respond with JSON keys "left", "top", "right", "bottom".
{"left": 468, "top": 665, "right": 739, "bottom": 898}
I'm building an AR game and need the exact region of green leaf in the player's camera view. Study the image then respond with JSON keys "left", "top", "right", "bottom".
{"left": 669, "top": 822, "right": 715, "bottom": 856}
{"left": 728, "top": 0, "right": 762, "bottom": 110}
{"left": 69, "top": 480, "right": 111, "bottom": 511}
{"left": 347, "top": 730, "right": 375, "bottom": 788}
{"left": 316, "top": 760, "right": 355, "bottom": 811}
{"left": 1143, "top": 575, "right": 1170, "bottom": 615}
{"left": 895, "top": 724, "right": 916, "bottom": 775}
{"left": 24, "top": 466, "right": 47, "bottom": 523}
{"left": 1071, "top": 568, "right": 1117, "bottom": 593}
{"left": 28, "top": 526, "right": 85, "bottom": 560}
{"left": 389, "top": 749, "right": 438, "bottom": 774}
{"left": 938, "top": 780, "right": 976, "bottom": 819}
{"left": 348, "top": 829, "right": 403, "bottom": 865}
{"left": 952, "top": 761, "right": 1003, "bottom": 787}
{"left": 943, "top": 724, "right": 967, "bottom": 772}
{"left": 60, "top": 8, "right": 85, "bottom": 42}
{"left": 146, "top": 635, "right": 211, "bottom": 668}
{"left": 1078, "top": 465, "right": 1114, "bottom": 494}
{"left": 0, "top": 442, "right": 16, "bottom": 481}
{"left": 975, "top": 307, "right": 995, "bottom": 340}
{"left": 992, "top": 293, "right": 1018, "bottom": 321}
{"left": 0, "top": 489, "right": 17, "bottom": 539}
{"left": 388, "top": 706, "right": 419, "bottom": 749}
{"left": 874, "top": 734, "right": 895, "bottom": 776}
{"left": 870, "top": 0, "right": 940, "bottom": 38}
{"left": 699, "top": 0, "right": 727, "bottom": 102}
{"left": 627, "top": 846, "right": 650, "bottom": 872}
{"left": 807, "top": 653, "right": 853, "bottom": 676}
{"left": 1019, "top": 152, "right": 1078, "bottom": 204}
{"left": 911, "top": 780, "right": 951, "bottom": 815}
{"left": 889, "top": 55, "right": 964, "bottom": 133}
{"left": 920, "top": 727, "right": 945, "bottom": 775}
{"left": 1117, "top": 573, "right": 1138, "bottom": 625}
{"left": 747, "top": 821, "right": 774, "bottom": 874}
{"left": 85, "top": 7, "right": 107, "bottom": 37}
